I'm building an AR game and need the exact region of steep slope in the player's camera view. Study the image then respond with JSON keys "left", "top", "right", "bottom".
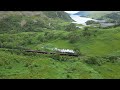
{"left": 0, "top": 11, "right": 72, "bottom": 33}
{"left": 42, "top": 11, "right": 73, "bottom": 21}
{"left": 1, "top": 25, "right": 120, "bottom": 78}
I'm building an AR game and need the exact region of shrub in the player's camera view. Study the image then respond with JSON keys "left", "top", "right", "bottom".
{"left": 51, "top": 54, "right": 70, "bottom": 62}
{"left": 37, "top": 35, "right": 47, "bottom": 42}
{"left": 107, "top": 56, "right": 118, "bottom": 63}
{"left": 68, "top": 32, "right": 80, "bottom": 43}
{"left": 5, "top": 66, "right": 12, "bottom": 69}
{"left": 73, "top": 47, "right": 81, "bottom": 56}
{"left": 33, "top": 64, "right": 38, "bottom": 67}
{"left": 65, "top": 23, "right": 77, "bottom": 31}
{"left": 84, "top": 56, "right": 106, "bottom": 66}
{"left": 83, "top": 26, "right": 89, "bottom": 31}
{"left": 82, "top": 31, "right": 91, "bottom": 37}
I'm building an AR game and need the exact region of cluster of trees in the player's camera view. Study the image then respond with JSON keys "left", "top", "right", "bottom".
{"left": 65, "top": 25, "right": 98, "bottom": 43}
{"left": 0, "top": 15, "right": 22, "bottom": 33}
{"left": 37, "top": 31, "right": 63, "bottom": 43}
{"left": 85, "top": 20, "right": 100, "bottom": 25}
{"left": 0, "top": 33, "right": 38, "bottom": 50}
{"left": 65, "top": 23, "right": 78, "bottom": 31}
{"left": 84, "top": 56, "right": 120, "bottom": 66}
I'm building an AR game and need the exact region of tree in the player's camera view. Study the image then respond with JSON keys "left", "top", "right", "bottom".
{"left": 68, "top": 31, "right": 80, "bottom": 43}
{"left": 82, "top": 29, "right": 91, "bottom": 37}
{"left": 65, "top": 23, "right": 77, "bottom": 31}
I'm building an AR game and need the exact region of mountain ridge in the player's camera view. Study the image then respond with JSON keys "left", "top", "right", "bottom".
{"left": 0, "top": 11, "right": 72, "bottom": 21}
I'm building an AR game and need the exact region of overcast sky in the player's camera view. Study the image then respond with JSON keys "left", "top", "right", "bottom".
{"left": 65, "top": 11, "right": 79, "bottom": 14}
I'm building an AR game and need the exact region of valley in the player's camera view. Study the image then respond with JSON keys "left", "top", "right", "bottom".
{"left": 0, "top": 11, "right": 120, "bottom": 79}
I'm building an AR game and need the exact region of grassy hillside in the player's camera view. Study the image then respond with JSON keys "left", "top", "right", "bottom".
{"left": 42, "top": 11, "right": 73, "bottom": 21}
{"left": 0, "top": 11, "right": 72, "bottom": 34}
{"left": 1, "top": 11, "right": 120, "bottom": 79}
{"left": 0, "top": 11, "right": 72, "bottom": 21}
{"left": 86, "top": 11, "right": 119, "bottom": 19}
{"left": 74, "top": 11, "right": 120, "bottom": 19}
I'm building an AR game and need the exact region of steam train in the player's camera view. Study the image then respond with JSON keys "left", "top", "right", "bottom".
{"left": 25, "top": 50, "right": 78, "bottom": 57}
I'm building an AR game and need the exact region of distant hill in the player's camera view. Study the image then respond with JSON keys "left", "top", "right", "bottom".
{"left": 100, "top": 12, "right": 120, "bottom": 23}
{"left": 74, "top": 11, "right": 89, "bottom": 17}
{"left": 0, "top": 11, "right": 72, "bottom": 33}
{"left": 74, "top": 11, "right": 120, "bottom": 19}
{"left": 0, "top": 11, "right": 72, "bottom": 21}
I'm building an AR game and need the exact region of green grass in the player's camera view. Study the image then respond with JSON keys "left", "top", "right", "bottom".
{"left": 1, "top": 13, "right": 120, "bottom": 78}
{"left": 1, "top": 47, "right": 120, "bottom": 79}
{"left": 0, "top": 49, "right": 103, "bottom": 79}
{"left": 91, "top": 62, "right": 120, "bottom": 79}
